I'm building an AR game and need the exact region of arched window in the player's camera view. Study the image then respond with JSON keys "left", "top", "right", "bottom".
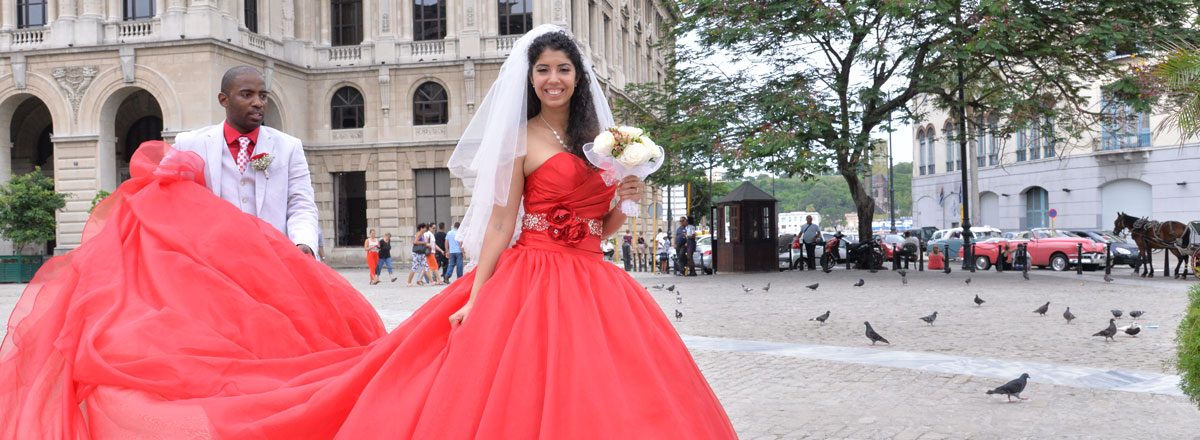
{"left": 331, "top": 0, "right": 363, "bottom": 46}
{"left": 414, "top": 0, "right": 446, "bottom": 41}
{"left": 499, "top": 0, "right": 532, "bottom": 36}
{"left": 917, "top": 129, "right": 926, "bottom": 176}
{"left": 943, "top": 121, "right": 957, "bottom": 173}
{"left": 413, "top": 82, "right": 448, "bottom": 125}
{"left": 331, "top": 86, "right": 365, "bottom": 129}
{"left": 1024, "top": 187, "right": 1049, "bottom": 229}
{"left": 17, "top": 0, "right": 47, "bottom": 28}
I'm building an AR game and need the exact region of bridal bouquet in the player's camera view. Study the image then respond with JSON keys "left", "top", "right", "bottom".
{"left": 582, "top": 126, "right": 664, "bottom": 217}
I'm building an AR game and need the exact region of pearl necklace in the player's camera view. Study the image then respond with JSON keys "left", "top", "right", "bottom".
{"left": 539, "top": 114, "right": 569, "bottom": 150}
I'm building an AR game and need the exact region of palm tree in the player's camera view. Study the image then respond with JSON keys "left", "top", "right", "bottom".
{"left": 1153, "top": 42, "right": 1200, "bottom": 138}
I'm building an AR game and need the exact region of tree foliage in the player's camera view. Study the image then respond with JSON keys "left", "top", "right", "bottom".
{"left": 648, "top": 0, "right": 1198, "bottom": 240}
{"left": 0, "top": 168, "right": 67, "bottom": 254}
{"left": 1180, "top": 284, "right": 1200, "bottom": 409}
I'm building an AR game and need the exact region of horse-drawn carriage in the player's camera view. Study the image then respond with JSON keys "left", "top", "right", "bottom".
{"left": 1190, "top": 221, "right": 1200, "bottom": 278}
{"left": 1114, "top": 212, "right": 1197, "bottom": 279}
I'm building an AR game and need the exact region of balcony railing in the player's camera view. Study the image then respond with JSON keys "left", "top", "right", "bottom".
{"left": 12, "top": 28, "right": 46, "bottom": 46}
{"left": 412, "top": 40, "right": 445, "bottom": 56}
{"left": 119, "top": 21, "right": 154, "bottom": 39}
{"left": 329, "top": 45, "right": 362, "bottom": 62}
{"left": 497, "top": 35, "right": 518, "bottom": 51}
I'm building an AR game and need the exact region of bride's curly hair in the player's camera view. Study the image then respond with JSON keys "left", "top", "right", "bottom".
{"left": 526, "top": 31, "right": 601, "bottom": 161}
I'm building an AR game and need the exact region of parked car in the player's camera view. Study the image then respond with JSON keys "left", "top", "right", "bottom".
{"left": 778, "top": 232, "right": 847, "bottom": 270}
{"left": 1066, "top": 230, "right": 1142, "bottom": 268}
{"left": 964, "top": 229, "right": 1107, "bottom": 271}
{"left": 928, "top": 226, "right": 1004, "bottom": 261}
{"left": 912, "top": 227, "right": 938, "bottom": 251}
{"left": 693, "top": 234, "right": 713, "bottom": 274}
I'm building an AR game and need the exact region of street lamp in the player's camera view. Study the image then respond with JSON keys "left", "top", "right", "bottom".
{"left": 956, "top": 0, "right": 974, "bottom": 271}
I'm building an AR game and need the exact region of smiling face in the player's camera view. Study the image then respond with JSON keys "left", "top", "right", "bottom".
{"left": 530, "top": 49, "right": 577, "bottom": 111}
{"left": 219, "top": 71, "right": 268, "bottom": 133}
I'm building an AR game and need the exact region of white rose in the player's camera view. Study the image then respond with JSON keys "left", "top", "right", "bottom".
{"left": 640, "top": 136, "right": 662, "bottom": 159}
{"left": 616, "top": 142, "right": 652, "bottom": 167}
{"left": 616, "top": 126, "right": 644, "bottom": 139}
{"left": 593, "top": 131, "right": 616, "bottom": 156}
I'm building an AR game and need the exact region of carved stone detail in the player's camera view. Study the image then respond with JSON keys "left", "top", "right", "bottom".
{"left": 53, "top": 66, "right": 99, "bottom": 120}
{"left": 466, "top": 5, "right": 475, "bottom": 26}
{"left": 332, "top": 129, "right": 364, "bottom": 141}
{"left": 414, "top": 125, "right": 447, "bottom": 138}
{"left": 554, "top": 0, "right": 564, "bottom": 21}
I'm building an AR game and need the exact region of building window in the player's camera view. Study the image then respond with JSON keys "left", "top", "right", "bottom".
{"left": 986, "top": 116, "right": 999, "bottom": 166}
{"left": 331, "top": 86, "right": 365, "bottom": 129}
{"left": 917, "top": 129, "right": 926, "bottom": 176}
{"left": 604, "top": 14, "right": 612, "bottom": 57}
{"left": 414, "top": 0, "right": 446, "bottom": 41}
{"left": 499, "top": 0, "right": 532, "bottom": 36}
{"left": 334, "top": 172, "right": 367, "bottom": 247}
{"left": 245, "top": 0, "right": 258, "bottom": 33}
{"left": 331, "top": 0, "right": 363, "bottom": 46}
{"left": 975, "top": 119, "right": 987, "bottom": 168}
{"left": 1101, "top": 92, "right": 1150, "bottom": 150}
{"left": 413, "top": 82, "right": 448, "bottom": 125}
{"left": 1042, "top": 116, "right": 1056, "bottom": 158}
{"left": 124, "top": 0, "right": 155, "bottom": 20}
{"left": 415, "top": 168, "right": 452, "bottom": 229}
{"left": 17, "top": 0, "right": 47, "bottom": 28}
{"left": 944, "top": 121, "right": 957, "bottom": 172}
{"left": 1024, "top": 187, "right": 1049, "bottom": 229}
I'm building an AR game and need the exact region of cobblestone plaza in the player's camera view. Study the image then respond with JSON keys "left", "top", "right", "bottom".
{"left": 6, "top": 266, "right": 1196, "bottom": 438}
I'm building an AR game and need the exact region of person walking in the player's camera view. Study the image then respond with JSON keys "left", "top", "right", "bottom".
{"left": 364, "top": 229, "right": 381, "bottom": 285}
{"left": 675, "top": 216, "right": 696, "bottom": 276}
{"left": 407, "top": 223, "right": 430, "bottom": 286}
{"left": 423, "top": 223, "right": 446, "bottom": 285}
{"left": 435, "top": 222, "right": 450, "bottom": 281}
{"left": 636, "top": 235, "right": 648, "bottom": 272}
{"left": 621, "top": 230, "right": 633, "bottom": 271}
{"left": 445, "top": 222, "right": 464, "bottom": 281}
{"left": 799, "top": 215, "right": 820, "bottom": 271}
{"left": 376, "top": 232, "right": 397, "bottom": 282}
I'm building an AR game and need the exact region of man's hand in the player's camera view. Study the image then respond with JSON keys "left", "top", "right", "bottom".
{"left": 297, "top": 244, "right": 314, "bottom": 256}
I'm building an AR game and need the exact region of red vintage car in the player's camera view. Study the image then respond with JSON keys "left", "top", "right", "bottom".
{"left": 959, "top": 229, "right": 1108, "bottom": 271}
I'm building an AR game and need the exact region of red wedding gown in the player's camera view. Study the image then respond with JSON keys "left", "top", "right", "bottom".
{"left": 0, "top": 143, "right": 737, "bottom": 439}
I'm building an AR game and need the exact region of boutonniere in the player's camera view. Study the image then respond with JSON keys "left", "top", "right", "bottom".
{"left": 250, "top": 153, "right": 274, "bottom": 179}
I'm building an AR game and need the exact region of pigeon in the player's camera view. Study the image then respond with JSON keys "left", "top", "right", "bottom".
{"left": 666, "top": 285, "right": 676, "bottom": 292}
{"left": 920, "top": 311, "right": 938, "bottom": 326}
{"left": 806, "top": 283, "right": 819, "bottom": 290}
{"left": 854, "top": 279, "right": 865, "bottom": 287}
{"left": 898, "top": 270, "right": 908, "bottom": 277}
{"left": 811, "top": 311, "right": 830, "bottom": 325}
{"left": 652, "top": 284, "right": 665, "bottom": 290}
{"left": 823, "top": 266, "right": 832, "bottom": 274}
{"left": 986, "top": 373, "right": 1031, "bottom": 402}
{"left": 974, "top": 294, "right": 985, "bottom": 307}
{"left": 762, "top": 283, "right": 771, "bottom": 292}
{"left": 1093, "top": 319, "right": 1118, "bottom": 342}
{"left": 1111, "top": 309, "right": 1123, "bottom": 319}
{"left": 1129, "top": 310, "right": 1144, "bottom": 319}
{"left": 676, "top": 293, "right": 682, "bottom": 305}
{"left": 674, "top": 309, "right": 683, "bottom": 322}
{"left": 1122, "top": 322, "right": 1141, "bottom": 337}
{"left": 869, "top": 269, "right": 879, "bottom": 274}
{"left": 741, "top": 284, "right": 754, "bottom": 294}
{"left": 1103, "top": 272, "right": 1114, "bottom": 283}
{"left": 1063, "top": 307, "right": 1075, "bottom": 324}
{"left": 965, "top": 278, "right": 972, "bottom": 285}
{"left": 864, "top": 321, "right": 890, "bottom": 345}
{"left": 1033, "top": 301, "right": 1050, "bottom": 316}
{"left": 1022, "top": 271, "right": 1030, "bottom": 281}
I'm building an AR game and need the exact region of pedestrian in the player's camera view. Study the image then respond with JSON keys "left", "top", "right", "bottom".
{"left": 445, "top": 222, "right": 464, "bottom": 281}
{"left": 799, "top": 215, "right": 820, "bottom": 271}
{"left": 424, "top": 223, "right": 446, "bottom": 285}
{"left": 903, "top": 231, "right": 921, "bottom": 269}
{"left": 435, "top": 222, "right": 449, "bottom": 281}
{"left": 364, "top": 229, "right": 381, "bottom": 285}
{"left": 658, "top": 233, "right": 670, "bottom": 274}
{"left": 685, "top": 217, "right": 698, "bottom": 276}
{"left": 376, "top": 233, "right": 397, "bottom": 282}
{"left": 317, "top": 228, "right": 326, "bottom": 263}
{"left": 637, "top": 235, "right": 648, "bottom": 272}
{"left": 407, "top": 223, "right": 430, "bottom": 286}
{"left": 622, "top": 230, "right": 634, "bottom": 271}
{"left": 601, "top": 239, "right": 615, "bottom": 261}
{"left": 675, "top": 216, "right": 696, "bottom": 276}
{"left": 927, "top": 245, "right": 945, "bottom": 270}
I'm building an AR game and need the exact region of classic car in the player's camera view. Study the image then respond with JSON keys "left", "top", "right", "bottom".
{"left": 960, "top": 229, "right": 1108, "bottom": 271}
{"left": 928, "top": 226, "right": 1004, "bottom": 261}
{"left": 1066, "top": 230, "right": 1142, "bottom": 268}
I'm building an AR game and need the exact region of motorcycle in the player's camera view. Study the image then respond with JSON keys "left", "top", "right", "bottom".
{"left": 822, "top": 232, "right": 885, "bottom": 271}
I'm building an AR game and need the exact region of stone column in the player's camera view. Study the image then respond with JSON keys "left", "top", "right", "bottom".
{"left": 361, "top": 0, "right": 373, "bottom": 42}
{"left": 102, "top": 0, "right": 119, "bottom": 21}
{"left": 1, "top": 0, "right": 17, "bottom": 30}
{"left": 319, "top": 0, "right": 329, "bottom": 45}
{"left": 444, "top": 0, "right": 455, "bottom": 39}
{"left": 0, "top": 140, "right": 11, "bottom": 187}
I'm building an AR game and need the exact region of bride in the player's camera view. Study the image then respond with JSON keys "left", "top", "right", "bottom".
{"left": 0, "top": 25, "right": 736, "bottom": 439}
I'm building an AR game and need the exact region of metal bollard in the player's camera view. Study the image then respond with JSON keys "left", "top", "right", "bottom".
{"left": 996, "top": 246, "right": 1004, "bottom": 272}
{"left": 970, "top": 243, "right": 977, "bottom": 273}
{"left": 1077, "top": 243, "right": 1084, "bottom": 275}
{"left": 1021, "top": 244, "right": 1030, "bottom": 277}
{"left": 1164, "top": 249, "right": 1170, "bottom": 278}
{"left": 919, "top": 245, "right": 925, "bottom": 272}
{"left": 1105, "top": 242, "right": 1112, "bottom": 276}
{"left": 892, "top": 244, "right": 900, "bottom": 270}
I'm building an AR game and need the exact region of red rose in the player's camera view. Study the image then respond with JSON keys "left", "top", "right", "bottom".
{"left": 547, "top": 205, "right": 576, "bottom": 229}
{"left": 565, "top": 222, "right": 589, "bottom": 244}
{"left": 250, "top": 153, "right": 268, "bottom": 161}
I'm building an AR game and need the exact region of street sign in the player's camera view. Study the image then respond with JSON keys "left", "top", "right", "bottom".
{"left": 1048, "top": 209, "right": 1058, "bottom": 218}
{"left": 647, "top": 202, "right": 662, "bottom": 218}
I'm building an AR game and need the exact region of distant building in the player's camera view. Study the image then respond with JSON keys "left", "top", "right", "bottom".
{"left": 778, "top": 211, "right": 821, "bottom": 235}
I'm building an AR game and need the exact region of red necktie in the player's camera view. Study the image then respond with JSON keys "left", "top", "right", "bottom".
{"left": 236, "top": 137, "right": 251, "bottom": 174}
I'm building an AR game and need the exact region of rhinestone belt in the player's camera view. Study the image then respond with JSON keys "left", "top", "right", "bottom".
{"left": 521, "top": 212, "right": 603, "bottom": 238}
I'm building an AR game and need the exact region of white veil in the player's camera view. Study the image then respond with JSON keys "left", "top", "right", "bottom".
{"left": 448, "top": 24, "right": 615, "bottom": 259}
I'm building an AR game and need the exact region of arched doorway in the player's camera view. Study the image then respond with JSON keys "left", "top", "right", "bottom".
{"left": 113, "top": 90, "right": 163, "bottom": 183}
{"left": 2, "top": 94, "right": 56, "bottom": 254}
{"left": 1101, "top": 179, "right": 1152, "bottom": 227}
{"left": 1022, "top": 186, "right": 1049, "bottom": 229}
{"left": 979, "top": 191, "right": 1000, "bottom": 228}
{"left": 264, "top": 96, "right": 283, "bottom": 131}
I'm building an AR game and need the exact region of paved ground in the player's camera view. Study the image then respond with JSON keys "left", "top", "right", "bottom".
{"left": 3, "top": 263, "right": 1199, "bottom": 439}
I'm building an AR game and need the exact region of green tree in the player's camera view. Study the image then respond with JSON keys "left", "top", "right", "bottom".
{"left": 666, "top": 0, "right": 1197, "bottom": 240}
{"left": 0, "top": 168, "right": 67, "bottom": 254}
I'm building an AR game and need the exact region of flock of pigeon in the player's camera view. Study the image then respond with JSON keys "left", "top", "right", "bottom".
{"left": 649, "top": 268, "right": 1149, "bottom": 403}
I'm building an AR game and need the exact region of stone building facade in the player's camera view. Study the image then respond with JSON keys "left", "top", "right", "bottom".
{"left": 909, "top": 63, "right": 1200, "bottom": 232}
{"left": 0, "top": 0, "right": 675, "bottom": 264}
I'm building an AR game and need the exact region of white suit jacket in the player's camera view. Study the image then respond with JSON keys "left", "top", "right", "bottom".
{"left": 173, "top": 123, "right": 320, "bottom": 252}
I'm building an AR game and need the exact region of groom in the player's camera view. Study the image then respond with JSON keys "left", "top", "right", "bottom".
{"left": 173, "top": 66, "right": 319, "bottom": 255}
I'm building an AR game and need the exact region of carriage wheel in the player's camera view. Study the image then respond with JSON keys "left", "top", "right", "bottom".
{"left": 1193, "top": 248, "right": 1200, "bottom": 279}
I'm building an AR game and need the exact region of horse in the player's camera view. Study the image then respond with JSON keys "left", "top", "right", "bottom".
{"left": 1113, "top": 212, "right": 1192, "bottom": 279}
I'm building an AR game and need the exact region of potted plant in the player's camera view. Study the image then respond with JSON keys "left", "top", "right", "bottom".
{"left": 0, "top": 167, "right": 67, "bottom": 283}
